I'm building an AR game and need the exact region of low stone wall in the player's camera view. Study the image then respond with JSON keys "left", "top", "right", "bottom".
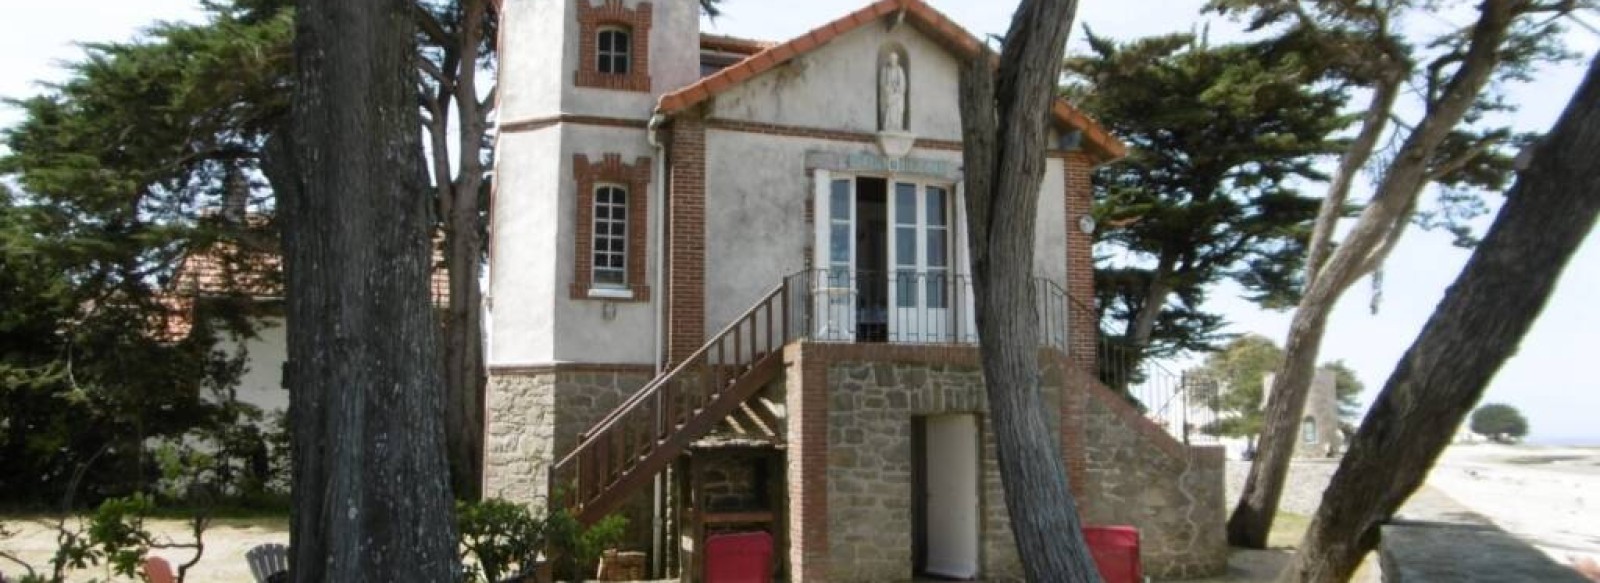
{"left": 805, "top": 347, "right": 1064, "bottom": 582}
{"left": 1076, "top": 369, "right": 1228, "bottom": 580}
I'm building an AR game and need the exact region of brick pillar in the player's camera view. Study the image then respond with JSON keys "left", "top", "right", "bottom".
{"left": 667, "top": 116, "right": 706, "bottom": 364}
{"left": 1061, "top": 153, "right": 1097, "bottom": 508}
{"left": 1063, "top": 153, "right": 1098, "bottom": 370}
{"left": 784, "top": 344, "right": 829, "bottom": 580}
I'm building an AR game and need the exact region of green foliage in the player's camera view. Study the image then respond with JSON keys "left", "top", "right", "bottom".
{"left": 1203, "top": 0, "right": 1573, "bottom": 250}
{"left": 455, "top": 498, "right": 630, "bottom": 582}
{"left": 1197, "top": 335, "right": 1282, "bottom": 438}
{"left": 544, "top": 510, "right": 629, "bottom": 580}
{"left": 1198, "top": 336, "right": 1365, "bottom": 438}
{"left": 86, "top": 494, "right": 157, "bottom": 578}
{"left": 1470, "top": 403, "right": 1529, "bottom": 443}
{"left": 457, "top": 498, "right": 547, "bottom": 582}
{"left": 0, "top": 0, "right": 289, "bottom": 507}
{"left": 1066, "top": 30, "right": 1348, "bottom": 360}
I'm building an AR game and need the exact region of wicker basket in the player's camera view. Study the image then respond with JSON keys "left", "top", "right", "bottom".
{"left": 596, "top": 549, "right": 647, "bottom": 581}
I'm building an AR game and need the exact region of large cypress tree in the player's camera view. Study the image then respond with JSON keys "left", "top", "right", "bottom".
{"left": 1063, "top": 32, "right": 1347, "bottom": 369}
{"left": 270, "top": 0, "right": 459, "bottom": 577}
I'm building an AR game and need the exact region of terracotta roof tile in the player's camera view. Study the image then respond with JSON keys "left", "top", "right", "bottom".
{"left": 658, "top": 0, "right": 1126, "bottom": 163}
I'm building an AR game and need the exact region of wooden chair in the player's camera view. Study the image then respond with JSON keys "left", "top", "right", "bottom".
{"left": 246, "top": 543, "right": 289, "bottom": 583}
{"left": 143, "top": 556, "right": 176, "bottom": 583}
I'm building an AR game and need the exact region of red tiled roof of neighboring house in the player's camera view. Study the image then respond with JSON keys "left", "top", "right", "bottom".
{"left": 156, "top": 227, "right": 452, "bottom": 341}
{"left": 700, "top": 33, "right": 777, "bottom": 56}
{"left": 661, "top": 0, "right": 1126, "bottom": 163}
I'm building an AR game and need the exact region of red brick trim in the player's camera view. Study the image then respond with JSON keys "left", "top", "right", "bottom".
{"left": 500, "top": 114, "right": 649, "bottom": 134}
{"left": 487, "top": 362, "right": 656, "bottom": 376}
{"left": 666, "top": 117, "right": 706, "bottom": 363}
{"left": 574, "top": 0, "right": 652, "bottom": 92}
{"left": 784, "top": 343, "right": 830, "bottom": 581}
{"left": 705, "top": 119, "right": 965, "bottom": 151}
{"left": 572, "top": 153, "right": 652, "bottom": 301}
{"left": 1063, "top": 153, "right": 1098, "bottom": 371}
{"left": 1061, "top": 153, "right": 1097, "bottom": 511}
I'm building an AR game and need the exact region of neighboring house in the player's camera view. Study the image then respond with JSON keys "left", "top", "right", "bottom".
{"left": 485, "top": 0, "right": 1228, "bottom": 580}
{"left": 162, "top": 229, "right": 450, "bottom": 425}
{"left": 1263, "top": 370, "right": 1344, "bottom": 459}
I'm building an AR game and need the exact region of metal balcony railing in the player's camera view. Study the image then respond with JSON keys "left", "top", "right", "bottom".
{"left": 781, "top": 269, "right": 1069, "bottom": 352}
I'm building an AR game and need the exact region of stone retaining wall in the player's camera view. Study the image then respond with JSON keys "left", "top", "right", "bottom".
{"left": 1076, "top": 369, "right": 1228, "bottom": 579}
{"left": 818, "top": 355, "right": 1064, "bottom": 582}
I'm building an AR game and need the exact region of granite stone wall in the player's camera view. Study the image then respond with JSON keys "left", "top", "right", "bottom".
{"left": 1079, "top": 377, "right": 1228, "bottom": 580}
{"left": 483, "top": 368, "right": 658, "bottom": 552}
{"left": 821, "top": 358, "right": 1064, "bottom": 582}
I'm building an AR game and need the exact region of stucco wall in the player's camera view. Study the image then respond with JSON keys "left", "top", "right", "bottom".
{"left": 499, "top": 0, "right": 700, "bottom": 123}
{"left": 226, "top": 317, "right": 287, "bottom": 421}
{"left": 1298, "top": 370, "right": 1343, "bottom": 458}
{"left": 701, "top": 129, "right": 1068, "bottom": 337}
{"left": 1079, "top": 377, "right": 1229, "bottom": 580}
{"left": 490, "top": 123, "right": 660, "bottom": 366}
{"left": 710, "top": 22, "right": 965, "bottom": 142}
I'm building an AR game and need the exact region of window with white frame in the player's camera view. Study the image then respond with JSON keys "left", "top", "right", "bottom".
{"left": 1302, "top": 416, "right": 1318, "bottom": 444}
{"left": 597, "top": 26, "right": 631, "bottom": 75}
{"left": 592, "top": 184, "right": 628, "bottom": 287}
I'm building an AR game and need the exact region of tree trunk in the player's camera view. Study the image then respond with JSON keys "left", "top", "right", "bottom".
{"left": 442, "top": 0, "right": 491, "bottom": 502}
{"left": 958, "top": 1, "right": 1100, "bottom": 580}
{"left": 271, "top": 0, "right": 461, "bottom": 579}
{"left": 1282, "top": 53, "right": 1600, "bottom": 583}
{"left": 1230, "top": 0, "right": 1521, "bottom": 548}
{"left": 418, "top": 0, "right": 492, "bottom": 500}
{"left": 1124, "top": 254, "right": 1174, "bottom": 350}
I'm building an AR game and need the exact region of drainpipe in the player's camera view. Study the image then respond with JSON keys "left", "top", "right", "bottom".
{"left": 646, "top": 111, "right": 669, "bottom": 577}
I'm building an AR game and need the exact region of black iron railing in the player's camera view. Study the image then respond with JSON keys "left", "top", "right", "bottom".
{"left": 781, "top": 269, "right": 1069, "bottom": 352}
{"left": 1066, "top": 295, "right": 1221, "bottom": 445}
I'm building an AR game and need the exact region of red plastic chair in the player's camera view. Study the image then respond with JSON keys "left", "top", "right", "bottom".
{"left": 143, "top": 556, "right": 177, "bottom": 583}
{"left": 1084, "top": 525, "right": 1142, "bottom": 583}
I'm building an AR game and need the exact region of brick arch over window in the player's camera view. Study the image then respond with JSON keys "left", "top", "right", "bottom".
{"left": 572, "top": 153, "right": 651, "bottom": 300}
{"left": 575, "top": 0, "right": 653, "bottom": 92}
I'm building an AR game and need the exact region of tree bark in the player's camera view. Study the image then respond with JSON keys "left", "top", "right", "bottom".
{"left": 1230, "top": 0, "right": 1521, "bottom": 548}
{"left": 271, "top": 0, "right": 461, "bottom": 579}
{"left": 434, "top": 0, "right": 492, "bottom": 502}
{"left": 958, "top": 1, "right": 1101, "bottom": 580}
{"left": 1282, "top": 53, "right": 1600, "bottom": 583}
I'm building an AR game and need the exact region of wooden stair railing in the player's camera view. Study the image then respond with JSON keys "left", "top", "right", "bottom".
{"left": 551, "top": 283, "right": 791, "bottom": 524}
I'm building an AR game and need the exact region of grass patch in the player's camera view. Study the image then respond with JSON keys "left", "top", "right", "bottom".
{"left": 1268, "top": 511, "right": 1311, "bottom": 549}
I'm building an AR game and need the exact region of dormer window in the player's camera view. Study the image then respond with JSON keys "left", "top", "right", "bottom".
{"left": 597, "top": 27, "right": 631, "bottom": 75}
{"left": 575, "top": 0, "right": 652, "bottom": 92}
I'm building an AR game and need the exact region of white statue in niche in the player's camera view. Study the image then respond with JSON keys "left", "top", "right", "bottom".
{"left": 880, "top": 52, "right": 907, "bottom": 132}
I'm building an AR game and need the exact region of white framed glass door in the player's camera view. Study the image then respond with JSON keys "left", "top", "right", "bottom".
{"left": 812, "top": 171, "right": 856, "bottom": 341}
{"left": 888, "top": 182, "right": 954, "bottom": 343}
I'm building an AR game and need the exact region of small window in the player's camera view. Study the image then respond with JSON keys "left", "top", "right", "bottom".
{"left": 593, "top": 185, "right": 628, "bottom": 287}
{"left": 597, "top": 27, "right": 631, "bottom": 75}
{"left": 1302, "top": 416, "right": 1318, "bottom": 444}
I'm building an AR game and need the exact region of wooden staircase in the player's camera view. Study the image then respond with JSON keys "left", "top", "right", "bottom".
{"left": 551, "top": 283, "right": 793, "bottom": 524}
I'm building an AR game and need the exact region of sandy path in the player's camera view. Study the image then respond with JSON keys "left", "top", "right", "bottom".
{"left": 2, "top": 516, "right": 287, "bottom": 582}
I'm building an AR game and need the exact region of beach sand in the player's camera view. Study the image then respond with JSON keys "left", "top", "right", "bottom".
{"left": 1423, "top": 443, "right": 1600, "bottom": 569}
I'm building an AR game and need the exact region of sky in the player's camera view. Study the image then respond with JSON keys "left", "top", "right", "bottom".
{"left": 3, "top": 0, "right": 1596, "bottom": 443}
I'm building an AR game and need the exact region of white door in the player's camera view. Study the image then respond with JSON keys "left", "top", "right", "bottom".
{"left": 813, "top": 172, "right": 856, "bottom": 341}
{"left": 888, "top": 182, "right": 953, "bottom": 343}
{"left": 924, "top": 414, "right": 980, "bottom": 579}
